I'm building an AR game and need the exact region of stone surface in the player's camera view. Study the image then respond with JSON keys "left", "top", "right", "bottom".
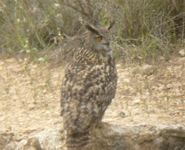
{"left": 179, "top": 49, "right": 185, "bottom": 57}
{"left": 141, "top": 64, "right": 155, "bottom": 76}
{"left": 0, "top": 131, "right": 17, "bottom": 150}
{"left": 15, "top": 129, "right": 65, "bottom": 150}
{"left": 92, "top": 123, "right": 185, "bottom": 150}
{"left": 1, "top": 124, "right": 185, "bottom": 150}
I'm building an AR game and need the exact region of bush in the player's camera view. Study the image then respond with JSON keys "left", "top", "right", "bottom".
{"left": 116, "top": 0, "right": 185, "bottom": 63}
{"left": 0, "top": 0, "right": 184, "bottom": 64}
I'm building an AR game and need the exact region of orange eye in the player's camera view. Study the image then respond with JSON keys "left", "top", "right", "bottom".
{"left": 96, "top": 37, "right": 102, "bottom": 41}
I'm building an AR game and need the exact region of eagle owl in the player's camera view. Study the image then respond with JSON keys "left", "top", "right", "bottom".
{"left": 61, "top": 22, "right": 117, "bottom": 150}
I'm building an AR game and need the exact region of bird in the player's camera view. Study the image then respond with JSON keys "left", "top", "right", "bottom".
{"left": 61, "top": 22, "right": 117, "bottom": 150}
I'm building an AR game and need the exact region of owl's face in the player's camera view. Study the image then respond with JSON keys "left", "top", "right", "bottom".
{"left": 85, "top": 23, "right": 114, "bottom": 55}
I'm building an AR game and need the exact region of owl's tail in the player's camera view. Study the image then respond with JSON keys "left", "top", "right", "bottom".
{"left": 66, "top": 131, "right": 91, "bottom": 150}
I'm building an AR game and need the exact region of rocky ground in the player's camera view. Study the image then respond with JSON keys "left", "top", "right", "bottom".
{"left": 0, "top": 56, "right": 185, "bottom": 149}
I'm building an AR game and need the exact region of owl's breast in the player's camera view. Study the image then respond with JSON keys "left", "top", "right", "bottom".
{"left": 61, "top": 59, "right": 117, "bottom": 129}
{"left": 63, "top": 61, "right": 117, "bottom": 100}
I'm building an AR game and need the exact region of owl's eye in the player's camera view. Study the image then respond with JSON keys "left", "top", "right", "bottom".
{"left": 96, "top": 36, "right": 102, "bottom": 41}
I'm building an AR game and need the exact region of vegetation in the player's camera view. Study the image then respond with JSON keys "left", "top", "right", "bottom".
{"left": 0, "top": 0, "right": 184, "bottom": 64}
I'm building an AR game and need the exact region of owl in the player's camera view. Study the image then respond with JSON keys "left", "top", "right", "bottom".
{"left": 61, "top": 22, "right": 117, "bottom": 150}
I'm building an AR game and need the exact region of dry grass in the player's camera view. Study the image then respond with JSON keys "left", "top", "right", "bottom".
{"left": 0, "top": 0, "right": 184, "bottom": 64}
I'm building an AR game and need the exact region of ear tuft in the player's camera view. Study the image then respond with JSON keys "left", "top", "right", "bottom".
{"left": 106, "top": 21, "right": 115, "bottom": 30}
{"left": 85, "top": 23, "right": 99, "bottom": 35}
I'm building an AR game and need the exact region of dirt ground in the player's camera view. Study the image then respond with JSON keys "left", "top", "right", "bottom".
{"left": 0, "top": 57, "right": 185, "bottom": 139}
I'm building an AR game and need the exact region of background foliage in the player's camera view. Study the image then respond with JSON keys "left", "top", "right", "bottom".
{"left": 0, "top": 0, "right": 184, "bottom": 64}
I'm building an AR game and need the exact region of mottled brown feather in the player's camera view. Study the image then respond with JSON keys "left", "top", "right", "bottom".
{"left": 61, "top": 23, "right": 117, "bottom": 150}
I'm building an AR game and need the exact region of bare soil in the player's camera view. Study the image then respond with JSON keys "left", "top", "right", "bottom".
{"left": 0, "top": 57, "right": 185, "bottom": 139}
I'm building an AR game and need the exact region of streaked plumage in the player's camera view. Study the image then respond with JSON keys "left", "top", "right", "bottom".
{"left": 61, "top": 22, "right": 117, "bottom": 150}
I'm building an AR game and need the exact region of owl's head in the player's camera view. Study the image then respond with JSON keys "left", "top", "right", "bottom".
{"left": 84, "top": 22, "right": 114, "bottom": 55}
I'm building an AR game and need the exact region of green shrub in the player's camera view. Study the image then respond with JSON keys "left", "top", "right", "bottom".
{"left": 0, "top": 0, "right": 184, "bottom": 64}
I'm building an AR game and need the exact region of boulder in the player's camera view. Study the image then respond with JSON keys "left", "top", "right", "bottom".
{"left": 15, "top": 129, "right": 65, "bottom": 150}
{"left": 0, "top": 131, "right": 17, "bottom": 150}
{"left": 13, "top": 124, "right": 185, "bottom": 150}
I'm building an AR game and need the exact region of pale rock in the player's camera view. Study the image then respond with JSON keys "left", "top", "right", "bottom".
{"left": 10, "top": 124, "right": 185, "bottom": 150}
{"left": 179, "top": 49, "right": 185, "bottom": 57}
{"left": 141, "top": 64, "right": 155, "bottom": 76}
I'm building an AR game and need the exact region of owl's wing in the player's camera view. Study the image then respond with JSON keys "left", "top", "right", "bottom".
{"left": 61, "top": 63, "right": 117, "bottom": 132}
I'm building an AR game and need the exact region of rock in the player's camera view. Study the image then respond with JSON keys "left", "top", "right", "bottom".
{"left": 141, "top": 64, "right": 155, "bottom": 76}
{"left": 133, "top": 65, "right": 155, "bottom": 76}
{"left": 15, "top": 129, "right": 65, "bottom": 150}
{"left": 15, "top": 138, "right": 41, "bottom": 150}
{"left": 158, "top": 56, "right": 165, "bottom": 61}
{"left": 179, "top": 49, "right": 185, "bottom": 57}
{"left": 133, "top": 99, "right": 141, "bottom": 105}
{"left": 1, "top": 124, "right": 185, "bottom": 150}
{"left": 92, "top": 124, "right": 185, "bottom": 150}
{"left": 116, "top": 64, "right": 122, "bottom": 69}
{"left": 4, "top": 142, "right": 17, "bottom": 150}
{"left": 0, "top": 131, "right": 17, "bottom": 150}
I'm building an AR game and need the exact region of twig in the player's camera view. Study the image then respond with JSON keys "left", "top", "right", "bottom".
{"left": 182, "top": 0, "right": 185, "bottom": 39}
{"left": 105, "top": 5, "right": 119, "bottom": 18}
{"left": 62, "top": 1, "right": 89, "bottom": 17}
{"left": 61, "top": 1, "right": 98, "bottom": 24}
{"left": 76, "top": 0, "right": 86, "bottom": 15}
